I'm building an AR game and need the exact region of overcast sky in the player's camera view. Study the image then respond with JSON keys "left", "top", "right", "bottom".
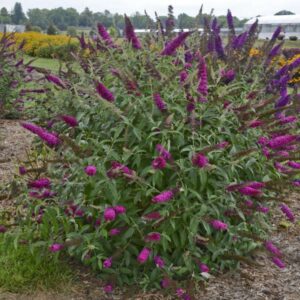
{"left": 2, "top": 0, "right": 300, "bottom": 19}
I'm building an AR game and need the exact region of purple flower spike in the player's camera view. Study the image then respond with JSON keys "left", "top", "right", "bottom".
{"left": 96, "top": 82, "right": 115, "bottom": 102}
{"left": 152, "top": 156, "right": 166, "bottom": 170}
{"left": 197, "top": 57, "right": 208, "bottom": 101}
{"left": 113, "top": 205, "right": 126, "bottom": 215}
{"left": 154, "top": 256, "right": 165, "bottom": 268}
{"left": 97, "top": 23, "right": 114, "bottom": 46}
{"left": 161, "top": 32, "right": 191, "bottom": 56}
{"left": 199, "top": 262, "right": 210, "bottom": 273}
{"left": 153, "top": 93, "right": 167, "bottom": 112}
{"left": 271, "top": 26, "right": 281, "bottom": 41}
{"left": 227, "top": 9, "right": 235, "bottom": 32}
{"left": 45, "top": 74, "right": 66, "bottom": 89}
{"left": 192, "top": 153, "right": 208, "bottom": 168}
{"left": 49, "top": 243, "right": 64, "bottom": 252}
{"left": 272, "top": 257, "right": 285, "bottom": 269}
{"left": 265, "top": 241, "right": 282, "bottom": 256}
{"left": 152, "top": 190, "right": 174, "bottom": 203}
{"left": 288, "top": 161, "right": 300, "bottom": 169}
{"left": 124, "top": 15, "right": 142, "bottom": 49}
{"left": 28, "top": 178, "right": 51, "bottom": 189}
{"left": 85, "top": 165, "right": 97, "bottom": 176}
{"left": 211, "top": 220, "right": 228, "bottom": 231}
{"left": 0, "top": 226, "right": 7, "bottom": 233}
{"left": 145, "top": 232, "right": 161, "bottom": 242}
{"left": 103, "top": 284, "right": 113, "bottom": 293}
{"left": 267, "top": 135, "right": 296, "bottom": 149}
{"left": 61, "top": 115, "right": 78, "bottom": 127}
{"left": 19, "top": 166, "right": 27, "bottom": 175}
{"left": 280, "top": 204, "right": 295, "bottom": 222}
{"left": 103, "top": 257, "right": 112, "bottom": 268}
{"left": 137, "top": 248, "right": 151, "bottom": 263}
{"left": 156, "top": 144, "right": 172, "bottom": 161}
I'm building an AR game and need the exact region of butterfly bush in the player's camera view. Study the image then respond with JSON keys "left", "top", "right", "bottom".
{"left": 11, "top": 11, "right": 300, "bottom": 295}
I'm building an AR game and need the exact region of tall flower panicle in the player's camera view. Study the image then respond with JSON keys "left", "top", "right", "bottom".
{"left": 145, "top": 232, "right": 161, "bottom": 242}
{"left": 280, "top": 204, "right": 295, "bottom": 222}
{"left": 161, "top": 32, "right": 191, "bottom": 56}
{"left": 288, "top": 161, "right": 300, "bottom": 169}
{"left": 220, "top": 69, "right": 235, "bottom": 84}
{"left": 45, "top": 74, "right": 66, "bottom": 89}
{"left": 197, "top": 56, "right": 208, "bottom": 102}
{"left": 265, "top": 241, "right": 282, "bottom": 256}
{"left": 267, "top": 135, "right": 296, "bottom": 149}
{"left": 272, "top": 257, "right": 285, "bottom": 269}
{"left": 238, "top": 186, "right": 262, "bottom": 197}
{"left": 215, "top": 35, "right": 225, "bottom": 59}
{"left": 61, "top": 115, "right": 78, "bottom": 127}
{"left": 152, "top": 190, "right": 174, "bottom": 203}
{"left": 192, "top": 153, "right": 208, "bottom": 168}
{"left": 21, "top": 122, "right": 60, "bottom": 146}
{"left": 257, "top": 206, "right": 269, "bottom": 214}
{"left": 124, "top": 15, "right": 142, "bottom": 49}
{"left": 232, "top": 32, "right": 248, "bottom": 49}
{"left": 137, "top": 248, "right": 151, "bottom": 263}
{"left": 153, "top": 93, "right": 167, "bottom": 112}
{"left": 289, "top": 57, "right": 300, "bottom": 70}
{"left": 211, "top": 220, "right": 228, "bottom": 231}
{"left": 271, "top": 26, "right": 281, "bottom": 41}
{"left": 96, "top": 82, "right": 115, "bottom": 102}
{"left": 180, "top": 70, "right": 188, "bottom": 84}
{"left": 267, "top": 44, "right": 282, "bottom": 62}
{"left": 28, "top": 178, "right": 51, "bottom": 189}
{"left": 143, "top": 211, "right": 162, "bottom": 220}
{"left": 227, "top": 9, "right": 235, "bottom": 33}
{"left": 97, "top": 23, "right": 114, "bottom": 46}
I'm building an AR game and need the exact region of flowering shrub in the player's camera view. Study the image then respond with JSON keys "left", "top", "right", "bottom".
{"left": 0, "top": 32, "right": 79, "bottom": 60}
{"left": 8, "top": 11, "right": 300, "bottom": 296}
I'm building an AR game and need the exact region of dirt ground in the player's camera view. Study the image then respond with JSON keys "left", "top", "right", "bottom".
{"left": 0, "top": 120, "right": 299, "bottom": 300}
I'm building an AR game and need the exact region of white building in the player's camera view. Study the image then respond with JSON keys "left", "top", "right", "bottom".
{"left": 245, "top": 15, "right": 300, "bottom": 39}
{"left": 0, "top": 24, "right": 25, "bottom": 33}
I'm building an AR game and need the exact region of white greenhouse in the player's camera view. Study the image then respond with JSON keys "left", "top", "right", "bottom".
{"left": 245, "top": 15, "right": 300, "bottom": 39}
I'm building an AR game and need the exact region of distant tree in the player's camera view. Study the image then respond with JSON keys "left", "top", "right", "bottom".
{"left": 47, "top": 24, "right": 57, "bottom": 35}
{"left": 27, "top": 9, "right": 49, "bottom": 30}
{"left": 31, "top": 26, "right": 42, "bottom": 32}
{"left": 275, "top": 10, "right": 295, "bottom": 15}
{"left": 11, "top": 2, "right": 26, "bottom": 24}
{"left": 0, "top": 7, "right": 11, "bottom": 24}
{"left": 177, "top": 13, "right": 194, "bottom": 29}
{"left": 67, "top": 26, "right": 77, "bottom": 37}
{"left": 79, "top": 7, "right": 93, "bottom": 27}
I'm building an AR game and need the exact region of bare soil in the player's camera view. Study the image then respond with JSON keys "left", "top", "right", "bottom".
{"left": 0, "top": 120, "right": 299, "bottom": 300}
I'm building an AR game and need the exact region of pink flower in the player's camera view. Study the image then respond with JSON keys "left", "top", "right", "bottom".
{"left": 176, "top": 288, "right": 185, "bottom": 297}
{"left": 103, "top": 257, "right": 112, "bottom": 268}
{"left": 160, "top": 277, "right": 171, "bottom": 288}
{"left": 267, "top": 135, "right": 296, "bottom": 149}
{"left": 49, "top": 243, "right": 64, "bottom": 252}
{"left": 246, "top": 182, "right": 266, "bottom": 189}
{"left": 274, "top": 162, "right": 289, "bottom": 173}
{"left": 180, "top": 70, "right": 188, "bottom": 84}
{"left": 137, "top": 248, "right": 151, "bottom": 263}
{"left": 156, "top": 144, "right": 172, "bottom": 161}
{"left": 19, "top": 166, "right": 27, "bottom": 175}
{"left": 258, "top": 136, "right": 269, "bottom": 145}
{"left": 113, "top": 205, "right": 126, "bottom": 215}
{"left": 154, "top": 256, "right": 165, "bottom": 268}
{"left": 104, "top": 208, "right": 116, "bottom": 222}
{"left": 153, "top": 93, "right": 167, "bottom": 112}
{"left": 249, "top": 120, "right": 264, "bottom": 128}
{"left": 96, "top": 82, "right": 115, "bottom": 102}
{"left": 279, "top": 115, "right": 297, "bottom": 124}
{"left": 84, "top": 165, "right": 97, "bottom": 176}
{"left": 28, "top": 178, "right": 51, "bottom": 189}
{"left": 61, "top": 115, "right": 78, "bottom": 127}
{"left": 45, "top": 74, "right": 66, "bottom": 88}
{"left": 262, "top": 147, "right": 271, "bottom": 159}
{"left": 152, "top": 190, "right": 174, "bottom": 203}
{"left": 265, "top": 241, "right": 282, "bottom": 256}
{"left": 145, "top": 232, "right": 161, "bottom": 242}
{"left": 239, "top": 186, "right": 262, "bottom": 197}
{"left": 244, "top": 199, "right": 254, "bottom": 207}
{"left": 288, "top": 161, "right": 300, "bottom": 169}
{"left": 109, "top": 228, "right": 121, "bottom": 236}
{"left": 152, "top": 156, "right": 166, "bottom": 169}
{"left": 199, "top": 263, "right": 210, "bottom": 273}
{"left": 215, "top": 141, "right": 230, "bottom": 149}
{"left": 103, "top": 284, "right": 113, "bottom": 293}
{"left": 161, "top": 32, "right": 191, "bottom": 56}
{"left": 0, "top": 226, "right": 7, "bottom": 233}
{"left": 211, "top": 220, "right": 228, "bottom": 231}
{"left": 192, "top": 153, "right": 208, "bottom": 168}
{"left": 272, "top": 257, "right": 285, "bottom": 269}
{"left": 124, "top": 15, "right": 142, "bottom": 49}
{"left": 142, "top": 212, "right": 162, "bottom": 220}
{"left": 257, "top": 206, "right": 269, "bottom": 214}
{"left": 280, "top": 204, "right": 295, "bottom": 222}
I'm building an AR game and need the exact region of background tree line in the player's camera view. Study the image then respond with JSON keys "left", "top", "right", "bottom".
{"left": 0, "top": 2, "right": 296, "bottom": 33}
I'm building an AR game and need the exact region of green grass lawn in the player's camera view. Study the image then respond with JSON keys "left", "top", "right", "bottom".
{"left": 24, "top": 55, "right": 60, "bottom": 72}
{"left": 0, "top": 236, "right": 73, "bottom": 293}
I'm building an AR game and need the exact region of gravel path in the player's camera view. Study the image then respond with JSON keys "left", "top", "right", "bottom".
{"left": 0, "top": 120, "right": 299, "bottom": 300}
